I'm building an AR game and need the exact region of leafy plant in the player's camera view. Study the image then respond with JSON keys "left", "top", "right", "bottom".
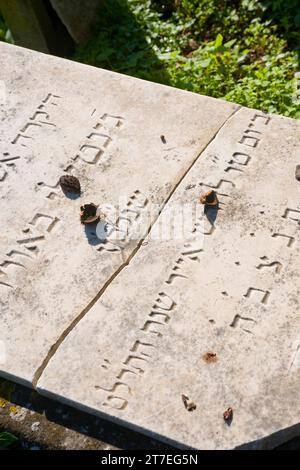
{"left": 2, "top": 1, "right": 300, "bottom": 118}
{"left": 260, "top": 0, "right": 300, "bottom": 47}
{"left": 74, "top": 0, "right": 300, "bottom": 119}
{"left": 0, "top": 13, "right": 7, "bottom": 42}
{"left": 0, "top": 432, "right": 18, "bottom": 449}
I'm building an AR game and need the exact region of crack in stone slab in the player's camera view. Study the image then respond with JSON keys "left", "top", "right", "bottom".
{"left": 33, "top": 106, "right": 300, "bottom": 450}
{"left": 32, "top": 105, "right": 242, "bottom": 389}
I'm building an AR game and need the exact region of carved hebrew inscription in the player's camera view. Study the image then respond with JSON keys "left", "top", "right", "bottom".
{"left": 98, "top": 291, "right": 177, "bottom": 411}
{"left": 1, "top": 93, "right": 61, "bottom": 187}
{"left": 0, "top": 212, "right": 60, "bottom": 290}
{"left": 36, "top": 112, "right": 125, "bottom": 200}
{"left": 0, "top": 152, "right": 21, "bottom": 186}
{"left": 11, "top": 93, "right": 61, "bottom": 148}
{"left": 96, "top": 190, "right": 149, "bottom": 256}
{"left": 200, "top": 113, "right": 297, "bottom": 334}
{"left": 98, "top": 210, "right": 207, "bottom": 410}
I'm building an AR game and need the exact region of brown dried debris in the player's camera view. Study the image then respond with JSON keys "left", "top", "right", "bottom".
{"left": 80, "top": 203, "right": 99, "bottom": 224}
{"left": 182, "top": 394, "right": 196, "bottom": 412}
{"left": 296, "top": 165, "right": 300, "bottom": 181}
{"left": 199, "top": 189, "right": 218, "bottom": 206}
{"left": 202, "top": 352, "right": 218, "bottom": 364}
{"left": 223, "top": 407, "right": 233, "bottom": 424}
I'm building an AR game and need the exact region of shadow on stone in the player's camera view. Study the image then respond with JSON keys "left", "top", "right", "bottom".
{"left": 61, "top": 187, "right": 81, "bottom": 200}
{"left": 1, "top": 379, "right": 174, "bottom": 450}
{"left": 84, "top": 221, "right": 104, "bottom": 247}
{"left": 204, "top": 204, "right": 220, "bottom": 226}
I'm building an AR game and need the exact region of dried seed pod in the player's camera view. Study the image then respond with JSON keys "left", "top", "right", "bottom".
{"left": 295, "top": 165, "right": 300, "bottom": 181}
{"left": 223, "top": 407, "right": 233, "bottom": 423}
{"left": 80, "top": 203, "right": 99, "bottom": 224}
{"left": 59, "top": 175, "right": 81, "bottom": 193}
{"left": 199, "top": 189, "right": 218, "bottom": 206}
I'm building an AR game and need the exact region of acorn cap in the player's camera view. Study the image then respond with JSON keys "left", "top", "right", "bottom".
{"left": 59, "top": 175, "right": 81, "bottom": 193}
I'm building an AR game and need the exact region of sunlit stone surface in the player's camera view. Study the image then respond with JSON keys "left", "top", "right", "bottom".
{"left": 2, "top": 42, "right": 300, "bottom": 450}
{"left": 0, "top": 42, "right": 236, "bottom": 385}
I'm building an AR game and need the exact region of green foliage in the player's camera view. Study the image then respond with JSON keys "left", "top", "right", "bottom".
{"left": 74, "top": 0, "right": 300, "bottom": 119}
{"left": 261, "top": 0, "right": 300, "bottom": 47}
{"left": 0, "top": 13, "right": 7, "bottom": 42}
{"left": 74, "top": 0, "right": 170, "bottom": 83}
{"left": 0, "top": 432, "right": 18, "bottom": 449}
{"left": 0, "top": 1, "right": 298, "bottom": 118}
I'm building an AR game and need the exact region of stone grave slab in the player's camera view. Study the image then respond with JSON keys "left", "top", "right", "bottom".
{"left": 0, "top": 42, "right": 237, "bottom": 386}
{"left": 37, "top": 107, "right": 300, "bottom": 449}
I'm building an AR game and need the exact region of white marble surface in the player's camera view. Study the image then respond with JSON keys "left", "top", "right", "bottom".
{"left": 0, "top": 42, "right": 236, "bottom": 385}
{"left": 2, "top": 42, "right": 300, "bottom": 450}
{"left": 38, "top": 107, "right": 300, "bottom": 449}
